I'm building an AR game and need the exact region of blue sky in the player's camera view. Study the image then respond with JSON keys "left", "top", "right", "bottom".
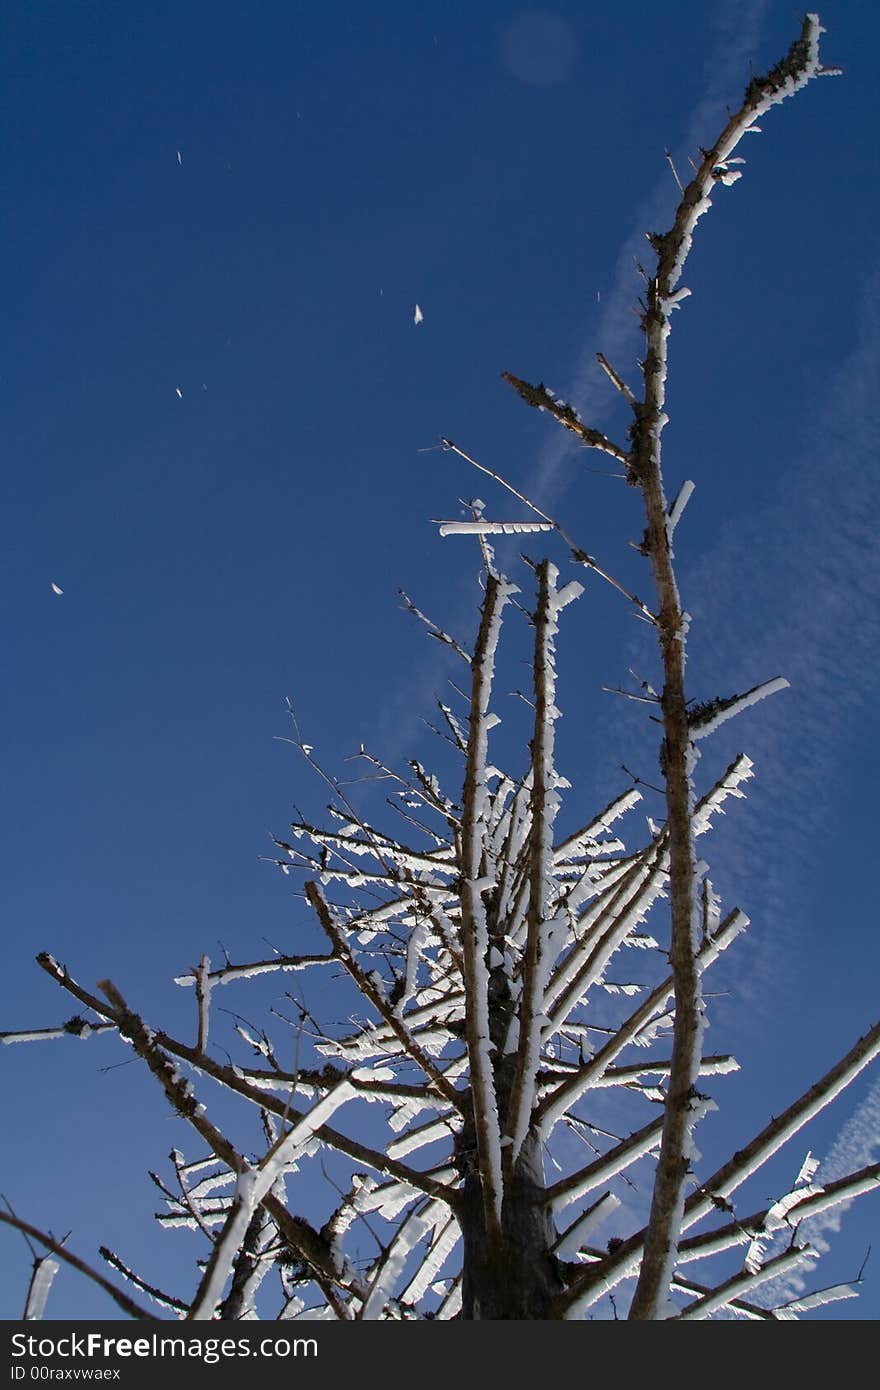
{"left": 2, "top": 0, "right": 878, "bottom": 1318}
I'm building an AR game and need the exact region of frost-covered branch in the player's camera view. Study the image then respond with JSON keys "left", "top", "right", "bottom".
{"left": 675, "top": 1161, "right": 880, "bottom": 1265}
{"left": 399, "top": 589, "right": 471, "bottom": 663}
{"left": 500, "top": 374, "right": 631, "bottom": 466}
{"left": 99, "top": 1247, "right": 189, "bottom": 1315}
{"left": 439, "top": 437, "right": 654, "bottom": 620}
{"left": 23, "top": 1254, "right": 60, "bottom": 1322}
{"left": 4, "top": 12, "right": 865, "bottom": 1324}
{"left": 187, "top": 1080, "right": 358, "bottom": 1320}
{"left": 689, "top": 678, "right": 790, "bottom": 741}
{"left": 459, "top": 571, "right": 514, "bottom": 1242}
{"left": 1, "top": 1019, "right": 116, "bottom": 1045}
{"left": 304, "top": 881, "right": 462, "bottom": 1110}
{"left": 173, "top": 952, "right": 334, "bottom": 990}
{"left": 504, "top": 561, "right": 573, "bottom": 1169}
{"left": 680, "top": 1018, "right": 880, "bottom": 1233}
{"left": 673, "top": 1246, "right": 818, "bottom": 1320}
{"left": 35, "top": 953, "right": 456, "bottom": 1211}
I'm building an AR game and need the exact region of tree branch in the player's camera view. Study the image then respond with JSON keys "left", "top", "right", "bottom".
{"left": 628, "top": 13, "right": 834, "bottom": 1321}
{"left": 0, "top": 1211, "right": 156, "bottom": 1320}
{"left": 459, "top": 572, "right": 513, "bottom": 1242}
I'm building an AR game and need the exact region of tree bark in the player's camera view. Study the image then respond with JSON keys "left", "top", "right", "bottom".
{"left": 458, "top": 1129, "right": 565, "bottom": 1319}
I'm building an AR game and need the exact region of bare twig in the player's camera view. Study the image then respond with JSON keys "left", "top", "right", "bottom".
{"left": 99, "top": 1246, "right": 189, "bottom": 1314}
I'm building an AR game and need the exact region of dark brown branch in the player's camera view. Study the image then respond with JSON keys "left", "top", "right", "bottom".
{"left": 305, "top": 881, "right": 462, "bottom": 1110}
{"left": 0, "top": 1211, "right": 156, "bottom": 1320}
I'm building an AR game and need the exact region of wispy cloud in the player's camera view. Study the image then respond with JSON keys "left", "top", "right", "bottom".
{"left": 526, "top": 0, "right": 771, "bottom": 507}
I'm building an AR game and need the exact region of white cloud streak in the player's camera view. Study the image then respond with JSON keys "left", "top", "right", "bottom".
{"left": 680, "top": 271, "right": 880, "bottom": 991}
{"left": 526, "top": 0, "right": 771, "bottom": 507}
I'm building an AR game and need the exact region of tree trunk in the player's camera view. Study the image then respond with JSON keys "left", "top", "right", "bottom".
{"left": 457, "top": 1128, "right": 565, "bottom": 1319}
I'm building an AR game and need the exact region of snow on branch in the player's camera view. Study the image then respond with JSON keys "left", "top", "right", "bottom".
{"left": 552, "top": 1191, "right": 622, "bottom": 1258}
{"left": 650, "top": 14, "right": 838, "bottom": 308}
{"left": 673, "top": 1245, "right": 818, "bottom": 1320}
{"left": 553, "top": 788, "right": 642, "bottom": 863}
{"left": 37, "top": 953, "right": 458, "bottom": 1210}
{"left": 305, "top": 880, "right": 462, "bottom": 1110}
{"left": 500, "top": 374, "right": 631, "bottom": 467}
{"left": 1, "top": 1018, "right": 117, "bottom": 1045}
{"left": 188, "top": 1077, "right": 358, "bottom": 1319}
{"left": 359, "top": 1202, "right": 438, "bottom": 1319}
{"left": 5, "top": 17, "right": 867, "bottom": 1323}
{"left": 173, "top": 952, "right": 334, "bottom": 989}
{"left": 548, "top": 1117, "right": 665, "bottom": 1214}
{"left": 23, "top": 1255, "right": 60, "bottom": 1322}
{"left": 689, "top": 678, "right": 790, "bottom": 741}
{"left": 773, "top": 1281, "right": 860, "bottom": 1318}
{"left": 440, "top": 437, "right": 655, "bottom": 621}
{"left": 675, "top": 1162, "right": 880, "bottom": 1268}
{"left": 665, "top": 479, "right": 695, "bottom": 544}
{"left": 0, "top": 1211, "right": 155, "bottom": 1320}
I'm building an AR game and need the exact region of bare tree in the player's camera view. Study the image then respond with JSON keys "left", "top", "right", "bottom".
{"left": 3, "top": 13, "right": 877, "bottom": 1321}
